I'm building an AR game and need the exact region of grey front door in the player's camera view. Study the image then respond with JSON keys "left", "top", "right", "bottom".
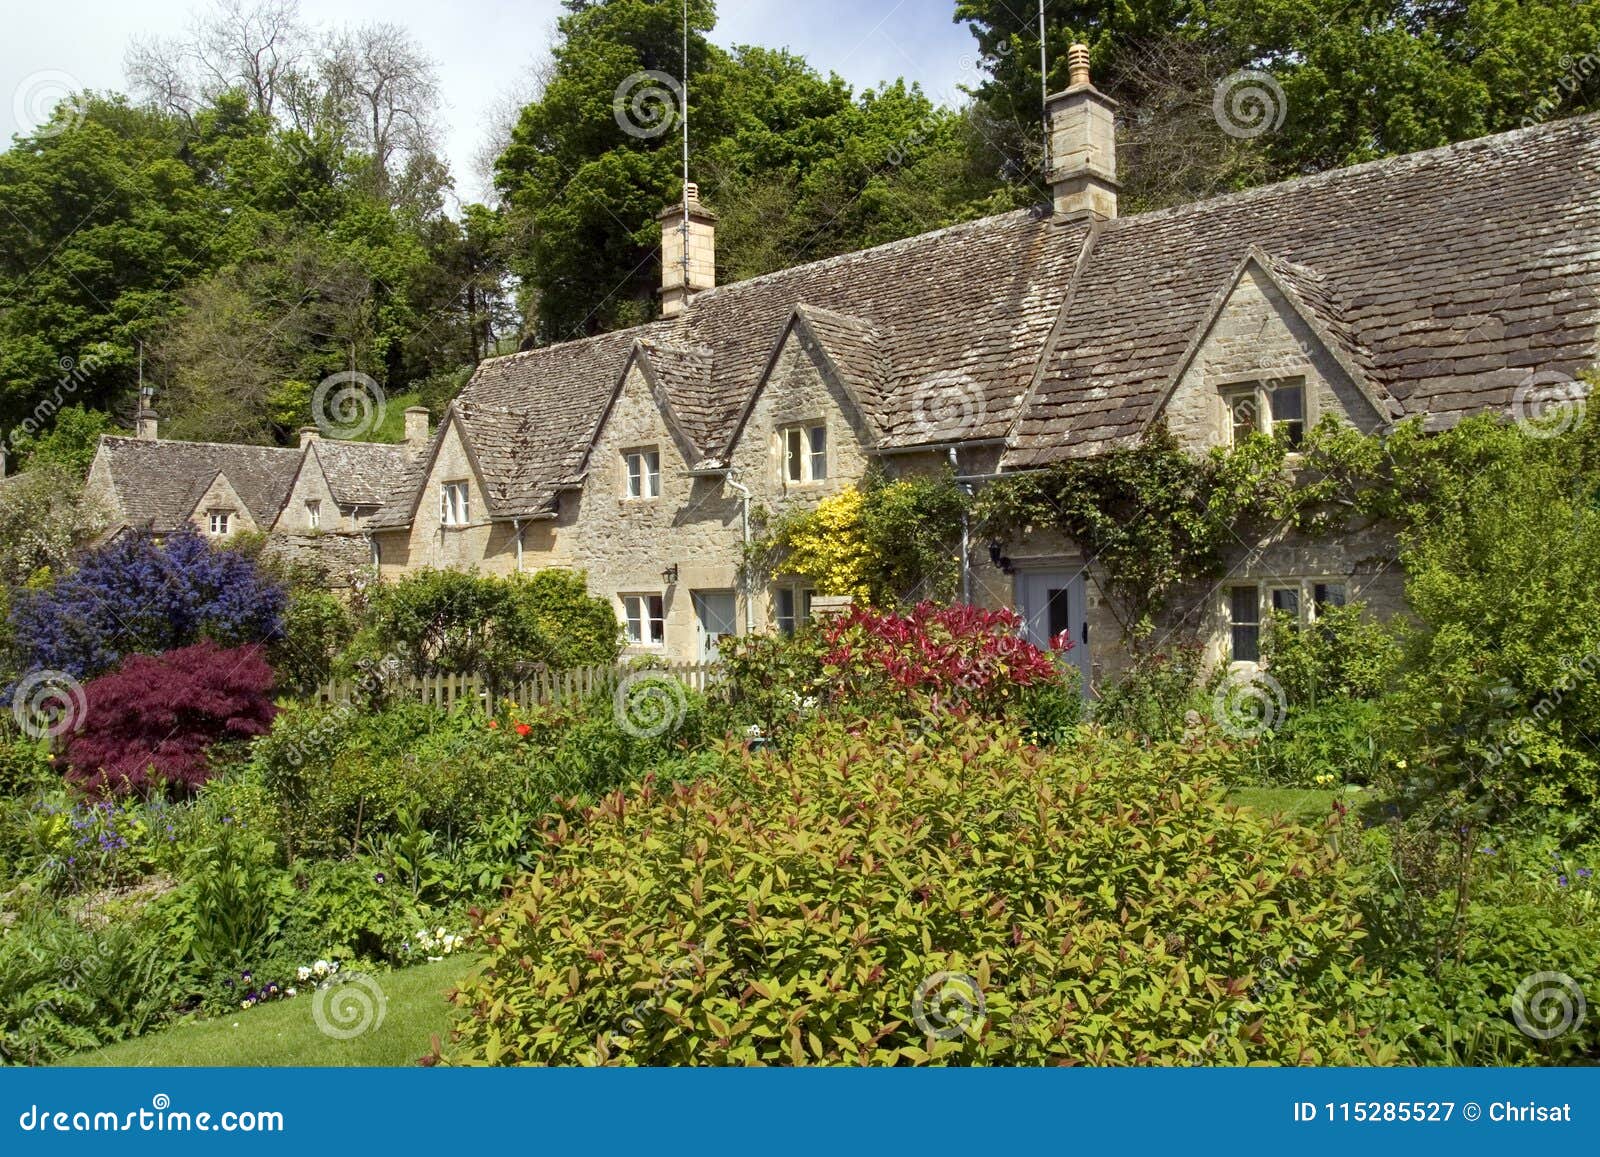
{"left": 692, "top": 591, "right": 738, "bottom": 660}
{"left": 1018, "top": 569, "right": 1091, "bottom": 692}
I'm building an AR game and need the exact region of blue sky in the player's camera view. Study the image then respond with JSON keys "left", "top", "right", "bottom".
{"left": 2, "top": 0, "right": 982, "bottom": 202}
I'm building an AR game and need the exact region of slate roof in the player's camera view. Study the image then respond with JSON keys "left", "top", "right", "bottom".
{"left": 93, "top": 436, "right": 302, "bottom": 531}
{"left": 368, "top": 112, "right": 1600, "bottom": 528}
{"left": 306, "top": 439, "right": 418, "bottom": 508}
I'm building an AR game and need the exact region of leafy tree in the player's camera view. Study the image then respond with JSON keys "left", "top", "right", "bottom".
{"left": 8, "top": 527, "right": 286, "bottom": 681}
{"left": 0, "top": 468, "right": 106, "bottom": 591}
{"left": 6, "top": 405, "right": 113, "bottom": 476}
{"left": 348, "top": 568, "right": 620, "bottom": 684}
{"left": 954, "top": 1, "right": 1600, "bottom": 210}
{"left": 64, "top": 640, "right": 278, "bottom": 797}
{"left": 496, "top": 2, "right": 1011, "bottom": 341}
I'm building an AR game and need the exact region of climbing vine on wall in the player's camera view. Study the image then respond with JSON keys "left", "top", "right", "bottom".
{"left": 973, "top": 423, "right": 1341, "bottom": 643}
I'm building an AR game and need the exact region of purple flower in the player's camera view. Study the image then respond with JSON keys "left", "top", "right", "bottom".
{"left": 1579, "top": 868, "right": 1593, "bottom": 879}
{"left": 1559, "top": 875, "right": 1569, "bottom": 888}
{"left": 1479, "top": 847, "right": 1497, "bottom": 855}
{"left": 374, "top": 872, "right": 386, "bottom": 885}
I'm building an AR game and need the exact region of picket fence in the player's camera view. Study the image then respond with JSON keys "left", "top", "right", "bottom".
{"left": 313, "top": 661, "right": 723, "bottom": 712}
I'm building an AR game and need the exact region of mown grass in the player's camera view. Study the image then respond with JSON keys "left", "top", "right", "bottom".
{"left": 351, "top": 390, "right": 422, "bottom": 444}
{"left": 1227, "top": 786, "right": 1348, "bottom": 826}
{"left": 63, "top": 957, "right": 475, "bottom": 1068}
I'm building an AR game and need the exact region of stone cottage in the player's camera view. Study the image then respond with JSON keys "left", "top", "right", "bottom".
{"left": 364, "top": 50, "right": 1600, "bottom": 685}
{"left": 85, "top": 406, "right": 423, "bottom": 584}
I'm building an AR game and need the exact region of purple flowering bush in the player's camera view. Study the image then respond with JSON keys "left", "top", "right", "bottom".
{"left": 7, "top": 527, "right": 286, "bottom": 683}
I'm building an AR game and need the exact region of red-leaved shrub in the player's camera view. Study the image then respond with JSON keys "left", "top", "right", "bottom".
{"left": 65, "top": 641, "right": 279, "bottom": 796}
{"left": 821, "top": 602, "right": 1072, "bottom": 715}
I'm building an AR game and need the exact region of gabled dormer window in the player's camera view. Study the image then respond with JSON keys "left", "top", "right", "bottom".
{"left": 1223, "top": 379, "right": 1307, "bottom": 450}
{"left": 207, "top": 510, "right": 232, "bottom": 537}
{"left": 625, "top": 449, "right": 661, "bottom": 499}
{"left": 783, "top": 423, "right": 827, "bottom": 485}
{"left": 306, "top": 500, "right": 321, "bottom": 530}
{"left": 440, "top": 481, "right": 470, "bottom": 526}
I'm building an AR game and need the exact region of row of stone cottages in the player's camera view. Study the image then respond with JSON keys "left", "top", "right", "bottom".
{"left": 84, "top": 56, "right": 1600, "bottom": 691}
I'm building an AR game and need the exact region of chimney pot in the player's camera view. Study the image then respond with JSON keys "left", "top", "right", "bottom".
{"left": 136, "top": 409, "right": 159, "bottom": 441}
{"left": 404, "top": 406, "right": 431, "bottom": 450}
{"left": 1067, "top": 43, "right": 1092, "bottom": 88}
{"left": 299, "top": 426, "right": 320, "bottom": 448}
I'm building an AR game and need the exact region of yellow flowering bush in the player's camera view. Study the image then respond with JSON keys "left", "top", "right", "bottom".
{"left": 775, "top": 487, "right": 873, "bottom": 598}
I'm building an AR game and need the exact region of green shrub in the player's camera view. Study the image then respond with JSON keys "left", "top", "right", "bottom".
{"left": 0, "top": 906, "right": 184, "bottom": 1065}
{"left": 1091, "top": 645, "right": 1208, "bottom": 743}
{"left": 1244, "top": 699, "right": 1388, "bottom": 787}
{"left": 448, "top": 715, "right": 1393, "bottom": 1066}
{"left": 345, "top": 568, "right": 619, "bottom": 685}
{"left": 0, "top": 731, "right": 51, "bottom": 798}
{"left": 271, "top": 589, "right": 357, "bottom": 695}
{"left": 1258, "top": 602, "right": 1397, "bottom": 709}
{"left": 1358, "top": 830, "right": 1599, "bottom": 1065}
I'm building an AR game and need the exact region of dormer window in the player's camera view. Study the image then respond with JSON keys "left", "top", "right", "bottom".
{"left": 440, "top": 481, "right": 470, "bottom": 526}
{"left": 1223, "top": 379, "right": 1308, "bottom": 449}
{"left": 207, "top": 510, "right": 232, "bottom": 537}
{"left": 625, "top": 449, "right": 661, "bottom": 499}
{"left": 783, "top": 423, "right": 827, "bottom": 485}
{"left": 306, "top": 500, "right": 321, "bottom": 530}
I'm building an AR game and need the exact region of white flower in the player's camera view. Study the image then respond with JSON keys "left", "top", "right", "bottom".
{"left": 296, "top": 966, "right": 311, "bottom": 982}
{"left": 286, "top": 987, "right": 297, "bottom": 998}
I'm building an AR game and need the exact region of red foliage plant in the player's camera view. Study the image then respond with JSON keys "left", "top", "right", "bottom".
{"left": 64, "top": 641, "right": 279, "bottom": 797}
{"left": 819, "top": 602, "right": 1070, "bottom": 715}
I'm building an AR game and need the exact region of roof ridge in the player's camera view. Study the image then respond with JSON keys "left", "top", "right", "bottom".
{"left": 100, "top": 434, "right": 302, "bottom": 455}
{"left": 1107, "top": 110, "right": 1600, "bottom": 232}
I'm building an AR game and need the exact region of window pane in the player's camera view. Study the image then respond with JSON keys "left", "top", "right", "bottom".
{"left": 1047, "top": 588, "right": 1072, "bottom": 642}
{"left": 1229, "top": 586, "right": 1259, "bottom": 625}
{"left": 808, "top": 426, "right": 827, "bottom": 480}
{"left": 624, "top": 598, "right": 642, "bottom": 643}
{"left": 786, "top": 430, "right": 803, "bottom": 482}
{"left": 1270, "top": 587, "right": 1301, "bottom": 618}
{"left": 775, "top": 588, "right": 796, "bottom": 635}
{"left": 1232, "top": 624, "right": 1261, "bottom": 663}
{"left": 1229, "top": 394, "right": 1258, "bottom": 442}
{"left": 799, "top": 589, "right": 813, "bottom": 622}
{"left": 1314, "top": 582, "right": 1347, "bottom": 609}
{"left": 646, "top": 451, "right": 661, "bottom": 498}
{"left": 627, "top": 454, "right": 642, "bottom": 497}
{"left": 647, "top": 595, "right": 665, "bottom": 644}
{"left": 1271, "top": 385, "right": 1306, "bottom": 448}
{"left": 1228, "top": 586, "right": 1260, "bottom": 662}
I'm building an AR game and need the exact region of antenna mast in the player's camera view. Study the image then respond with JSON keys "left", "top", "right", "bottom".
{"left": 680, "top": 0, "right": 691, "bottom": 291}
{"left": 1039, "top": 0, "right": 1050, "bottom": 176}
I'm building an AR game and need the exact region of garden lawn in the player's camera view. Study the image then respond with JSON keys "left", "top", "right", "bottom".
{"left": 62, "top": 958, "right": 475, "bottom": 1068}
{"left": 1227, "top": 787, "right": 1350, "bottom": 826}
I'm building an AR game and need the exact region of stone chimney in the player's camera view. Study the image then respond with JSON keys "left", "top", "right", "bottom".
{"left": 135, "top": 388, "right": 159, "bottom": 441}
{"left": 404, "top": 406, "right": 431, "bottom": 451}
{"left": 658, "top": 182, "right": 716, "bottom": 319}
{"left": 299, "top": 426, "right": 320, "bottom": 448}
{"left": 1046, "top": 44, "right": 1119, "bottom": 220}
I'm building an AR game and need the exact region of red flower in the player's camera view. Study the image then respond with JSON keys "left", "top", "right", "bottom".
{"left": 487, "top": 720, "right": 499, "bottom": 730}
{"left": 515, "top": 722, "right": 532, "bottom": 738}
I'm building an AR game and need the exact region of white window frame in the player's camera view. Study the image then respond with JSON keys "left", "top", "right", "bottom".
{"left": 773, "top": 585, "right": 814, "bottom": 636}
{"left": 1221, "top": 378, "right": 1309, "bottom": 449}
{"left": 622, "top": 593, "right": 666, "bottom": 647}
{"left": 440, "top": 480, "right": 470, "bottom": 527}
{"left": 207, "top": 510, "right": 232, "bottom": 537}
{"left": 782, "top": 423, "right": 828, "bottom": 485}
{"left": 1225, "top": 577, "right": 1349, "bottom": 664}
{"left": 306, "top": 499, "right": 321, "bottom": 530}
{"left": 624, "top": 449, "right": 662, "bottom": 500}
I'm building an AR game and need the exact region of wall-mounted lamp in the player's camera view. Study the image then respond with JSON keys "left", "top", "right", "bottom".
{"left": 987, "top": 541, "right": 1015, "bottom": 576}
{"left": 661, "top": 564, "right": 680, "bottom": 586}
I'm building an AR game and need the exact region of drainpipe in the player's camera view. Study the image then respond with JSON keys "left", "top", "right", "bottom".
{"left": 727, "top": 473, "right": 753, "bottom": 633}
{"left": 513, "top": 519, "right": 524, "bottom": 573}
{"left": 950, "top": 447, "right": 972, "bottom": 605}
